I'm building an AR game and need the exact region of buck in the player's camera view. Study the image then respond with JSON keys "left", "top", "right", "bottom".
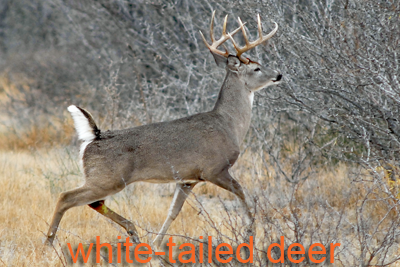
{"left": 46, "top": 11, "right": 281, "bottom": 246}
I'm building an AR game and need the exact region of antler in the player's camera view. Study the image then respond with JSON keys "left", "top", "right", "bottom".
{"left": 200, "top": 11, "right": 243, "bottom": 58}
{"left": 229, "top": 14, "right": 278, "bottom": 64}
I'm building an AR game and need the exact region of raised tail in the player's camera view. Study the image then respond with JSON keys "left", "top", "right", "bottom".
{"left": 67, "top": 105, "right": 100, "bottom": 142}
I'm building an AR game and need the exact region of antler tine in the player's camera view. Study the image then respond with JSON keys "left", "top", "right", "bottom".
{"left": 261, "top": 21, "right": 278, "bottom": 43}
{"left": 210, "top": 10, "right": 216, "bottom": 43}
{"left": 238, "top": 17, "right": 249, "bottom": 46}
{"left": 200, "top": 11, "right": 244, "bottom": 58}
{"left": 257, "top": 14, "right": 263, "bottom": 40}
{"left": 222, "top": 15, "right": 228, "bottom": 36}
{"left": 230, "top": 14, "right": 279, "bottom": 62}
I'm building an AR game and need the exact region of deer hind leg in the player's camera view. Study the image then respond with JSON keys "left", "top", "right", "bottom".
{"left": 153, "top": 182, "right": 197, "bottom": 247}
{"left": 46, "top": 185, "right": 122, "bottom": 245}
{"left": 88, "top": 200, "right": 139, "bottom": 243}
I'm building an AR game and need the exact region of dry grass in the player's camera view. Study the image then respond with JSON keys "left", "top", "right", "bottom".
{"left": 1, "top": 146, "right": 399, "bottom": 266}
{"left": 0, "top": 148, "right": 229, "bottom": 266}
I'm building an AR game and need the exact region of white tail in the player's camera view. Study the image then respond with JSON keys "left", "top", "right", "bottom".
{"left": 67, "top": 105, "right": 100, "bottom": 159}
{"left": 67, "top": 105, "right": 99, "bottom": 142}
{"left": 46, "top": 11, "right": 281, "bottom": 247}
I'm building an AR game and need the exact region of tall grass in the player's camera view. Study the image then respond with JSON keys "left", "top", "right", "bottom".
{"left": 1, "top": 144, "right": 399, "bottom": 266}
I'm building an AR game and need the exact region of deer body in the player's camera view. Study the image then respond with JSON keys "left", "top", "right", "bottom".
{"left": 85, "top": 70, "right": 253, "bottom": 186}
{"left": 46, "top": 12, "right": 281, "bottom": 246}
{"left": 85, "top": 112, "right": 240, "bottom": 186}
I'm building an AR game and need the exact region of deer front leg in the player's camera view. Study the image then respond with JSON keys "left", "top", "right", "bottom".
{"left": 210, "top": 169, "right": 255, "bottom": 260}
{"left": 211, "top": 169, "right": 255, "bottom": 236}
{"left": 153, "top": 182, "right": 197, "bottom": 247}
{"left": 88, "top": 200, "right": 140, "bottom": 243}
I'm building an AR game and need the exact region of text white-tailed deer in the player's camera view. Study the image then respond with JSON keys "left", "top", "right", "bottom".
{"left": 46, "top": 11, "right": 281, "bottom": 246}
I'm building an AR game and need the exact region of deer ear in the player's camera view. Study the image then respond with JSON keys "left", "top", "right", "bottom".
{"left": 226, "top": 56, "right": 241, "bottom": 72}
{"left": 211, "top": 52, "right": 228, "bottom": 68}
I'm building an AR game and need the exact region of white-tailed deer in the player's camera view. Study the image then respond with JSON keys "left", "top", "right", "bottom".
{"left": 46, "top": 11, "right": 281, "bottom": 246}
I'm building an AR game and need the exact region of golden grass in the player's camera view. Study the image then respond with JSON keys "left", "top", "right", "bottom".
{"left": 0, "top": 149, "right": 228, "bottom": 266}
{"left": 1, "top": 146, "right": 399, "bottom": 265}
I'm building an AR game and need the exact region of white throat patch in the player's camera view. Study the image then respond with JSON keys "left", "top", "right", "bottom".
{"left": 249, "top": 92, "right": 254, "bottom": 108}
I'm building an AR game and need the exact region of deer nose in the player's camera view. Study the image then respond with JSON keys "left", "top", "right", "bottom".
{"left": 276, "top": 73, "right": 282, "bottom": 81}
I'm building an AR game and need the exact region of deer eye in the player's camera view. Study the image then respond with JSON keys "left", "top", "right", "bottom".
{"left": 254, "top": 68, "right": 261, "bottom": 72}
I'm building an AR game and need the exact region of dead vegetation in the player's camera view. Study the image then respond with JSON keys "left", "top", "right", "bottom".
{"left": 1, "top": 144, "right": 399, "bottom": 266}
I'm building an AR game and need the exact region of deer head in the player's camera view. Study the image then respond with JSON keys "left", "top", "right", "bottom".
{"left": 200, "top": 11, "right": 282, "bottom": 93}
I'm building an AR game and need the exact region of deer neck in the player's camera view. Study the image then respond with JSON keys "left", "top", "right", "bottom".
{"left": 212, "top": 71, "right": 253, "bottom": 145}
